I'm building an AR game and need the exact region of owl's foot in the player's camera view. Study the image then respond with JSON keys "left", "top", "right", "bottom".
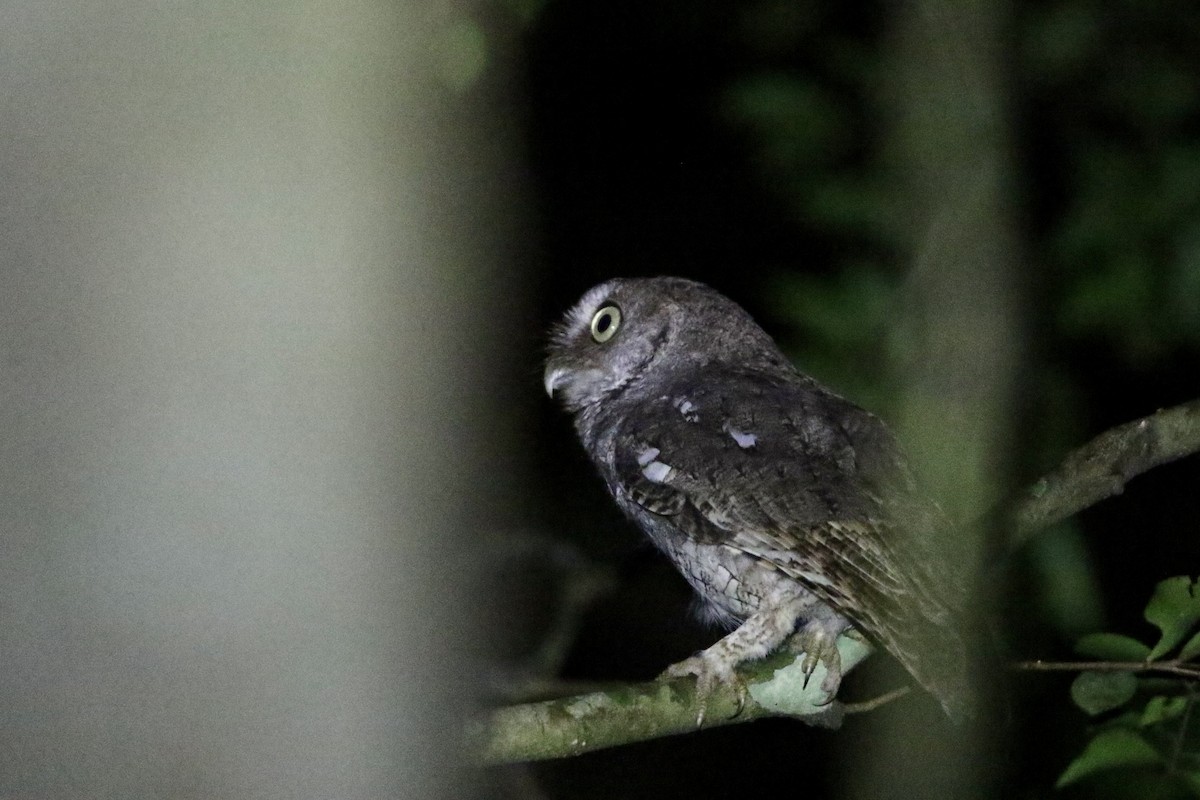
{"left": 789, "top": 621, "right": 844, "bottom": 704}
{"left": 660, "top": 602, "right": 812, "bottom": 727}
{"left": 661, "top": 651, "right": 748, "bottom": 727}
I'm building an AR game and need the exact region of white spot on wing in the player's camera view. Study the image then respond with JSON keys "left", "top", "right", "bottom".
{"left": 642, "top": 461, "right": 673, "bottom": 483}
{"left": 724, "top": 424, "right": 757, "bottom": 449}
{"left": 636, "top": 446, "right": 660, "bottom": 466}
{"left": 673, "top": 396, "right": 699, "bottom": 422}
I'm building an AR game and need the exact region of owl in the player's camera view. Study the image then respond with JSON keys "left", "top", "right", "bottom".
{"left": 544, "top": 277, "right": 970, "bottom": 721}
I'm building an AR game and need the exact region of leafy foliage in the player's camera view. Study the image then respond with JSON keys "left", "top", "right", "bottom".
{"left": 1057, "top": 728, "right": 1164, "bottom": 789}
{"left": 1071, "top": 671, "right": 1138, "bottom": 717}
{"left": 1146, "top": 577, "right": 1200, "bottom": 660}
{"left": 719, "top": 1, "right": 1200, "bottom": 472}
{"left": 1076, "top": 633, "right": 1152, "bottom": 662}
{"left": 1058, "top": 577, "right": 1200, "bottom": 796}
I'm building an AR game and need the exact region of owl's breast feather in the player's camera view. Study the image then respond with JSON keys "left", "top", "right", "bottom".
{"left": 615, "top": 491, "right": 823, "bottom": 629}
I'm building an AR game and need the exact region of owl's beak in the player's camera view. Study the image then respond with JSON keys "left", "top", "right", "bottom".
{"left": 543, "top": 366, "right": 569, "bottom": 398}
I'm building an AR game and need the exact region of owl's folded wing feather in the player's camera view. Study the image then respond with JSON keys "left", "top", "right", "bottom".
{"left": 610, "top": 371, "right": 970, "bottom": 716}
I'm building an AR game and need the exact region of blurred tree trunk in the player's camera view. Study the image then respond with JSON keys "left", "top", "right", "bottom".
{"left": 0, "top": 3, "right": 523, "bottom": 797}
{"left": 843, "top": 1, "right": 1024, "bottom": 798}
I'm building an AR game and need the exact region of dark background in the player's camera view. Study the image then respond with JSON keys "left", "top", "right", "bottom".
{"left": 493, "top": 1, "right": 1200, "bottom": 797}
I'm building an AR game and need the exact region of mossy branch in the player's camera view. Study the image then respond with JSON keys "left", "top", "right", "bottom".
{"left": 469, "top": 634, "right": 870, "bottom": 765}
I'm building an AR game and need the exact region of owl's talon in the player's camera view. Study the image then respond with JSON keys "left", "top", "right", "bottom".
{"left": 732, "top": 681, "right": 748, "bottom": 715}
{"left": 662, "top": 652, "right": 745, "bottom": 727}
{"left": 800, "top": 650, "right": 819, "bottom": 689}
{"left": 789, "top": 621, "right": 845, "bottom": 703}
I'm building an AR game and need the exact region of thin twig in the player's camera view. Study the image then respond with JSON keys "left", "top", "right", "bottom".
{"left": 1011, "top": 660, "right": 1200, "bottom": 680}
{"left": 843, "top": 686, "right": 913, "bottom": 715}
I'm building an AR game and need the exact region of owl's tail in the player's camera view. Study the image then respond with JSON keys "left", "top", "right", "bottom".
{"left": 877, "top": 588, "right": 976, "bottom": 722}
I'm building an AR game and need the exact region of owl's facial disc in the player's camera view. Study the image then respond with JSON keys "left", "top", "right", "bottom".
{"left": 545, "top": 284, "right": 662, "bottom": 411}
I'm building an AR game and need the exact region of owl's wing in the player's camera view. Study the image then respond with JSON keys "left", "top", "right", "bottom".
{"left": 611, "top": 368, "right": 967, "bottom": 712}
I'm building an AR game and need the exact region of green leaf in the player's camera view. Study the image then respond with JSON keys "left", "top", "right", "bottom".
{"left": 1180, "top": 629, "right": 1200, "bottom": 662}
{"left": 1145, "top": 576, "right": 1200, "bottom": 660}
{"left": 1076, "top": 632, "right": 1152, "bottom": 661}
{"left": 1139, "top": 695, "right": 1189, "bottom": 727}
{"left": 1056, "top": 728, "right": 1164, "bottom": 788}
{"left": 1071, "top": 671, "right": 1138, "bottom": 716}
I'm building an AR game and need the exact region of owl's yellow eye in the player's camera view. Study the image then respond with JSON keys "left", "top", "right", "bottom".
{"left": 590, "top": 304, "right": 622, "bottom": 343}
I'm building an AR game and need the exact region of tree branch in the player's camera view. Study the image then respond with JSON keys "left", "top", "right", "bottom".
{"left": 1009, "top": 398, "right": 1200, "bottom": 548}
{"left": 474, "top": 398, "right": 1200, "bottom": 765}
{"left": 469, "top": 634, "right": 871, "bottom": 765}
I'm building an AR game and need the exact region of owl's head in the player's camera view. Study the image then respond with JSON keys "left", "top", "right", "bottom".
{"left": 544, "top": 277, "right": 789, "bottom": 412}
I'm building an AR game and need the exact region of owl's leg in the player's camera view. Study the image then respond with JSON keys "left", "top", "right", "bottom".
{"left": 661, "top": 597, "right": 806, "bottom": 727}
{"left": 786, "top": 606, "right": 853, "bottom": 700}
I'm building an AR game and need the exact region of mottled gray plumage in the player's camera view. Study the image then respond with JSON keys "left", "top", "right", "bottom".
{"left": 544, "top": 277, "right": 969, "bottom": 720}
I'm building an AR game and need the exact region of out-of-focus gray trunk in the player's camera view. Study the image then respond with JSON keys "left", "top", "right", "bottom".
{"left": 841, "top": 2, "right": 1024, "bottom": 798}
{"left": 0, "top": 4, "right": 522, "bottom": 797}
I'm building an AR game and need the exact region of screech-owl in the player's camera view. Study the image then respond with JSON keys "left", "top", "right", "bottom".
{"left": 544, "top": 276, "right": 969, "bottom": 721}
